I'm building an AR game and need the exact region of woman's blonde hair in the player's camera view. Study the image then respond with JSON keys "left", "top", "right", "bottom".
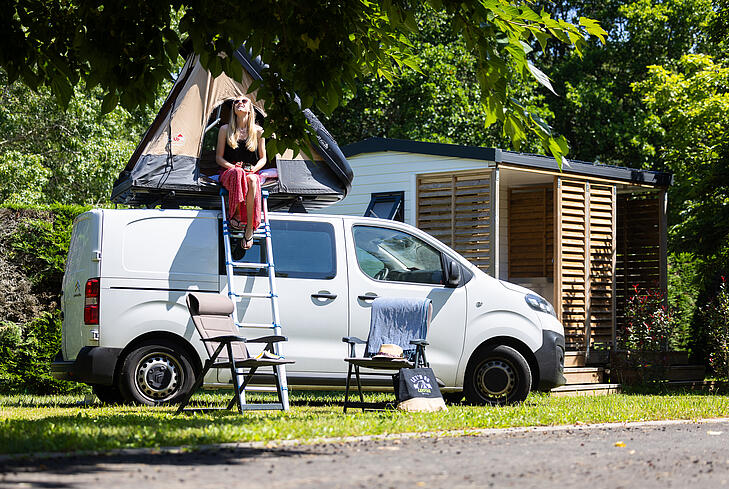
{"left": 226, "top": 97, "right": 259, "bottom": 152}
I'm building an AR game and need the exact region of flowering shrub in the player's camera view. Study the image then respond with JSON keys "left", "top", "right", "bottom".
{"left": 618, "top": 285, "right": 674, "bottom": 352}
{"left": 701, "top": 278, "right": 729, "bottom": 379}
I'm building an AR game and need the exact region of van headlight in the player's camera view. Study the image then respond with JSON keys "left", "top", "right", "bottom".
{"left": 525, "top": 294, "right": 556, "bottom": 316}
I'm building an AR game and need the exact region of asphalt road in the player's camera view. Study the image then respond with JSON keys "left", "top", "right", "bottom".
{"left": 2, "top": 419, "right": 728, "bottom": 488}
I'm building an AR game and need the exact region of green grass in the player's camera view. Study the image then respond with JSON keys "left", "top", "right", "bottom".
{"left": 1, "top": 389, "right": 728, "bottom": 456}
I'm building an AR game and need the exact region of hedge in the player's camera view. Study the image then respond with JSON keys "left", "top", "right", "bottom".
{"left": 0, "top": 204, "right": 91, "bottom": 394}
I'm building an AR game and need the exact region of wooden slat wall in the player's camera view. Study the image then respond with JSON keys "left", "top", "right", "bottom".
{"left": 557, "top": 179, "right": 616, "bottom": 350}
{"left": 508, "top": 186, "right": 553, "bottom": 280}
{"left": 557, "top": 180, "right": 588, "bottom": 350}
{"left": 616, "top": 192, "right": 661, "bottom": 331}
{"left": 417, "top": 171, "right": 494, "bottom": 274}
{"left": 588, "top": 184, "right": 616, "bottom": 346}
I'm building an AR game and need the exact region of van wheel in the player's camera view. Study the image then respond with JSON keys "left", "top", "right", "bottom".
{"left": 92, "top": 384, "right": 125, "bottom": 404}
{"left": 119, "top": 340, "right": 196, "bottom": 406}
{"left": 464, "top": 345, "right": 531, "bottom": 406}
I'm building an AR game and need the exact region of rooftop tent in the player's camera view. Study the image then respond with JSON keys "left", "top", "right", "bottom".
{"left": 111, "top": 46, "right": 353, "bottom": 211}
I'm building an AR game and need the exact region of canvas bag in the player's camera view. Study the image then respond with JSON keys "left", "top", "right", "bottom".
{"left": 394, "top": 367, "right": 447, "bottom": 412}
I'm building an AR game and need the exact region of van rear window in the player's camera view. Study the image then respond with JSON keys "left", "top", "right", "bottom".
{"left": 223, "top": 220, "right": 336, "bottom": 280}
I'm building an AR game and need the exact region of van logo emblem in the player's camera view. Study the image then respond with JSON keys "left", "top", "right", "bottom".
{"left": 74, "top": 280, "right": 81, "bottom": 296}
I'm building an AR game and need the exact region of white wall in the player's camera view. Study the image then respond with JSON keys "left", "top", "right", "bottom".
{"left": 319, "top": 151, "right": 495, "bottom": 225}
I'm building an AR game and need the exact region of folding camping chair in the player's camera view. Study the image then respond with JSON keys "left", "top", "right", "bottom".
{"left": 176, "top": 292, "right": 295, "bottom": 414}
{"left": 342, "top": 297, "right": 432, "bottom": 412}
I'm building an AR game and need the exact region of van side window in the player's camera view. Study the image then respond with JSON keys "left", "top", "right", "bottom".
{"left": 222, "top": 220, "right": 336, "bottom": 280}
{"left": 353, "top": 225, "right": 444, "bottom": 285}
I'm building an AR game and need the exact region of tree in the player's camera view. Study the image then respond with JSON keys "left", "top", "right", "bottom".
{"left": 633, "top": 54, "right": 729, "bottom": 260}
{"left": 2, "top": 1, "right": 605, "bottom": 164}
{"left": 328, "top": 9, "right": 554, "bottom": 153}
{"left": 633, "top": 53, "right": 729, "bottom": 360}
{"left": 534, "top": 0, "right": 713, "bottom": 167}
{"left": 0, "top": 71, "right": 157, "bottom": 205}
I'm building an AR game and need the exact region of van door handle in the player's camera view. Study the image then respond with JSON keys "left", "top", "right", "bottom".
{"left": 311, "top": 293, "right": 337, "bottom": 300}
{"left": 358, "top": 294, "right": 378, "bottom": 301}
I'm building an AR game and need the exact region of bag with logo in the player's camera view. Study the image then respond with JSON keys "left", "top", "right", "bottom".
{"left": 394, "top": 367, "right": 447, "bottom": 412}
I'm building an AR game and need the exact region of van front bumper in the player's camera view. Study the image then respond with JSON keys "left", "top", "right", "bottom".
{"left": 534, "top": 330, "right": 566, "bottom": 390}
{"left": 51, "top": 347, "right": 122, "bottom": 385}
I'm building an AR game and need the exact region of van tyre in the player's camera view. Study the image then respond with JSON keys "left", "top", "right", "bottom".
{"left": 92, "top": 384, "right": 125, "bottom": 404}
{"left": 464, "top": 345, "right": 531, "bottom": 406}
{"left": 119, "top": 340, "right": 196, "bottom": 405}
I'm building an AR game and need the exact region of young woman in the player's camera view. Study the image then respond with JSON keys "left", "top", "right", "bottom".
{"left": 216, "top": 96, "right": 266, "bottom": 249}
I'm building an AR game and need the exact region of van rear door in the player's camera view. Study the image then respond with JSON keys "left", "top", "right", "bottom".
{"left": 61, "top": 210, "right": 102, "bottom": 360}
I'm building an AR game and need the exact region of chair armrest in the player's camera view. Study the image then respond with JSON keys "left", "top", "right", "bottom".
{"left": 246, "top": 335, "right": 287, "bottom": 344}
{"left": 202, "top": 335, "right": 247, "bottom": 343}
{"left": 410, "top": 339, "right": 429, "bottom": 346}
{"left": 342, "top": 336, "right": 366, "bottom": 357}
{"left": 342, "top": 336, "right": 366, "bottom": 344}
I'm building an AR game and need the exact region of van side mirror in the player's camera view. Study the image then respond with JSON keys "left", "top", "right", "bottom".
{"left": 445, "top": 260, "right": 462, "bottom": 287}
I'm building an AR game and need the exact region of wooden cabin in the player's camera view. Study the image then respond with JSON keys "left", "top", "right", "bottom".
{"left": 320, "top": 137, "right": 673, "bottom": 360}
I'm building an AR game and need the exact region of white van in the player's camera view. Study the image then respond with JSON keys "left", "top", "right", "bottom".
{"left": 52, "top": 208, "right": 565, "bottom": 405}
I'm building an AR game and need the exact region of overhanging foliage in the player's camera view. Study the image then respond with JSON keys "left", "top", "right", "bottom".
{"left": 2, "top": 0, "right": 605, "bottom": 163}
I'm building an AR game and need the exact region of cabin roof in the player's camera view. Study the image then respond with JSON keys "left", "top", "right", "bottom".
{"left": 343, "top": 137, "right": 672, "bottom": 187}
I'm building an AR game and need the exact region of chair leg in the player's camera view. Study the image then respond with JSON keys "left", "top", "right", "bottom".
{"left": 273, "top": 365, "right": 284, "bottom": 406}
{"left": 414, "top": 345, "right": 429, "bottom": 368}
{"left": 226, "top": 366, "right": 259, "bottom": 411}
{"left": 227, "top": 344, "right": 246, "bottom": 413}
{"left": 176, "top": 359, "right": 212, "bottom": 414}
{"left": 354, "top": 365, "right": 366, "bottom": 413}
{"left": 344, "top": 363, "right": 353, "bottom": 413}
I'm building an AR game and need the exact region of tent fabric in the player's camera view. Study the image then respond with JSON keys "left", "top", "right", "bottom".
{"left": 112, "top": 46, "right": 352, "bottom": 210}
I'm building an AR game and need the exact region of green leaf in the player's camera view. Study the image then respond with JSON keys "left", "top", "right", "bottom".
{"left": 527, "top": 62, "right": 557, "bottom": 95}
{"left": 546, "top": 135, "right": 570, "bottom": 169}
{"left": 49, "top": 77, "right": 74, "bottom": 109}
{"left": 579, "top": 17, "right": 607, "bottom": 44}
{"left": 100, "top": 91, "right": 118, "bottom": 115}
{"left": 226, "top": 59, "right": 243, "bottom": 83}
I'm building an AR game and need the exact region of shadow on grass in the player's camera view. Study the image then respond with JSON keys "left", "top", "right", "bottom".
{"left": 0, "top": 409, "right": 326, "bottom": 459}
{"left": 0, "top": 390, "right": 354, "bottom": 409}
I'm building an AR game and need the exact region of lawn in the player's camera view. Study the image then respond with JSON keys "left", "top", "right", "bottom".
{"left": 1, "top": 389, "right": 728, "bottom": 456}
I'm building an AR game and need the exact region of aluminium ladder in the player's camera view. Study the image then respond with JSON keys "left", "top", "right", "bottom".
{"left": 220, "top": 189, "right": 290, "bottom": 411}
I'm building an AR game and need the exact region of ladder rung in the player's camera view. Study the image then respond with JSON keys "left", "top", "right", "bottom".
{"left": 235, "top": 322, "right": 278, "bottom": 329}
{"left": 230, "top": 292, "right": 275, "bottom": 299}
{"left": 230, "top": 261, "right": 270, "bottom": 269}
{"left": 228, "top": 230, "right": 267, "bottom": 238}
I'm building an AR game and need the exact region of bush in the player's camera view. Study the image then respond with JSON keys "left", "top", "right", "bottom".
{"left": 618, "top": 285, "right": 676, "bottom": 352}
{"left": 701, "top": 278, "right": 729, "bottom": 379}
{"left": 0, "top": 312, "right": 85, "bottom": 394}
{"left": 667, "top": 252, "right": 701, "bottom": 351}
{"left": 0, "top": 204, "right": 91, "bottom": 394}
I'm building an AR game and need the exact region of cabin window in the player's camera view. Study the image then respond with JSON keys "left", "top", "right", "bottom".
{"left": 364, "top": 192, "right": 404, "bottom": 221}
{"left": 353, "top": 225, "right": 444, "bottom": 285}
{"left": 222, "top": 220, "right": 336, "bottom": 280}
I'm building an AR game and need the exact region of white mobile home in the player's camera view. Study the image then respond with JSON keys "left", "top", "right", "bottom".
{"left": 319, "top": 137, "right": 673, "bottom": 356}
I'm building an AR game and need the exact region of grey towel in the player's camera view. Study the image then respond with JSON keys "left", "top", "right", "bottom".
{"left": 366, "top": 297, "right": 431, "bottom": 358}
